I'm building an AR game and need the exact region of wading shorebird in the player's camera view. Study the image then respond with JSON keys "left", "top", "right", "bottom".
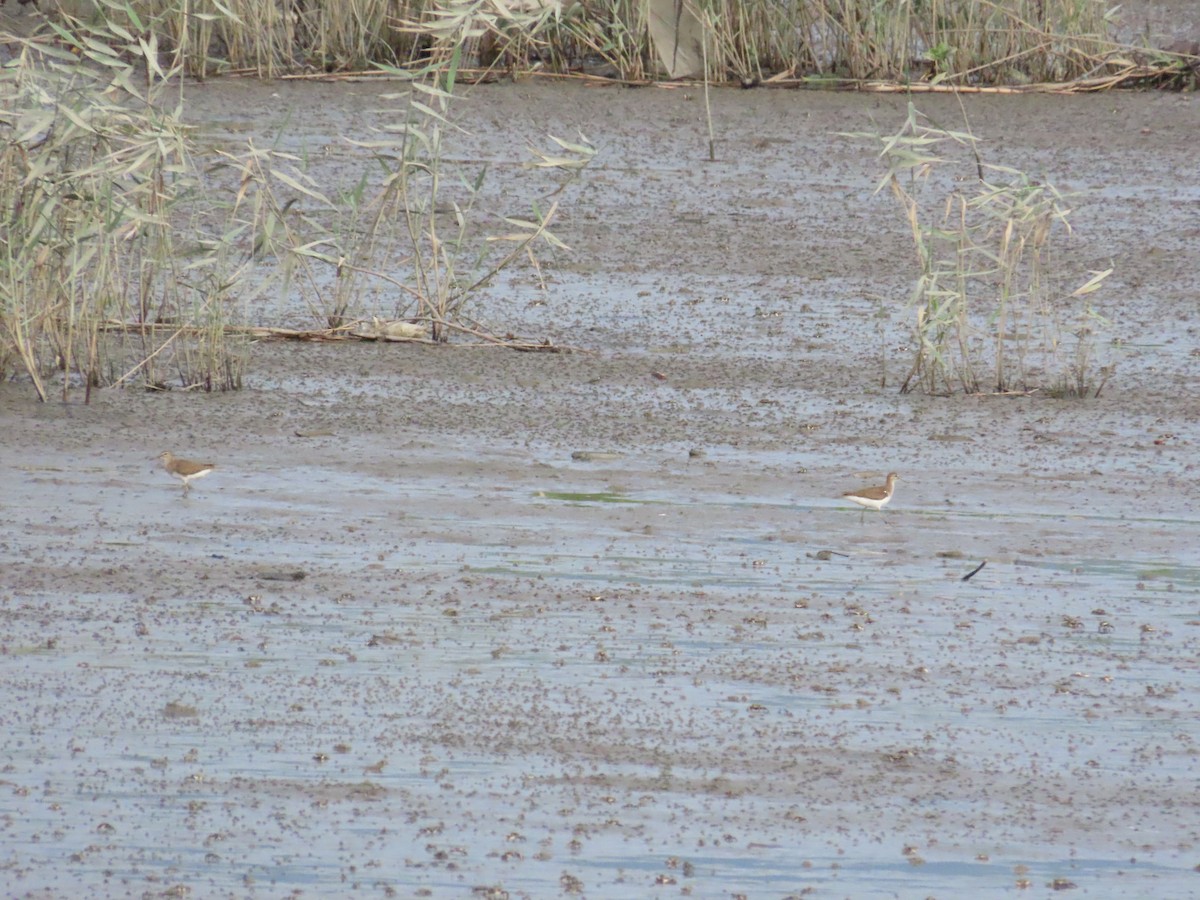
{"left": 842, "top": 472, "right": 899, "bottom": 523}
{"left": 156, "top": 451, "right": 215, "bottom": 498}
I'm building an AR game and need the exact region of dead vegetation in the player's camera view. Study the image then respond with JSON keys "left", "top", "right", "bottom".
{"left": 17, "top": 0, "right": 1196, "bottom": 89}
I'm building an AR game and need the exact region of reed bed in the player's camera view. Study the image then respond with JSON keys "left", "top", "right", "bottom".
{"left": 0, "top": 0, "right": 1154, "bottom": 402}
{"left": 846, "top": 103, "right": 1112, "bottom": 397}
{"left": 1, "top": 0, "right": 593, "bottom": 399}
{"left": 35, "top": 0, "right": 1138, "bottom": 84}
{"left": 0, "top": 10, "right": 280, "bottom": 399}
{"left": 0, "top": 1, "right": 258, "bottom": 398}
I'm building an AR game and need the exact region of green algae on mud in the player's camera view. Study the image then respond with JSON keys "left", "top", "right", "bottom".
{"left": 535, "top": 489, "right": 642, "bottom": 503}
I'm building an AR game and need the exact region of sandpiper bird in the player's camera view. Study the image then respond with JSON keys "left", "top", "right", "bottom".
{"left": 842, "top": 472, "right": 899, "bottom": 523}
{"left": 156, "top": 451, "right": 215, "bottom": 498}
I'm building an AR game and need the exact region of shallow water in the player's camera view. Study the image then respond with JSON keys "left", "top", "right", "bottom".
{"left": 4, "top": 433, "right": 1198, "bottom": 897}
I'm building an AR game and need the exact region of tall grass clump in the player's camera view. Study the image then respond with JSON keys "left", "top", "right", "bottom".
{"left": 195, "top": 0, "right": 593, "bottom": 340}
{"left": 654, "top": 0, "right": 1114, "bottom": 82}
{"left": 567, "top": 0, "right": 652, "bottom": 80}
{"left": 341, "top": 0, "right": 594, "bottom": 340}
{"left": 0, "top": 0, "right": 249, "bottom": 400}
{"left": 911, "top": 0, "right": 1115, "bottom": 84}
{"left": 846, "top": 102, "right": 1112, "bottom": 396}
{"left": 132, "top": 0, "right": 574, "bottom": 77}
{"left": 127, "top": 0, "right": 422, "bottom": 77}
{"left": 33, "top": 0, "right": 1121, "bottom": 84}
{"left": 806, "top": 0, "right": 1113, "bottom": 83}
{"left": 1, "top": 0, "right": 592, "bottom": 402}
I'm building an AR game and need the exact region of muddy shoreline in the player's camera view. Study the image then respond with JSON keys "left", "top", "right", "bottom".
{"left": 2, "top": 73, "right": 1199, "bottom": 898}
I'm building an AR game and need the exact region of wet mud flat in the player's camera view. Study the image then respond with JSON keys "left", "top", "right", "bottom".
{"left": 2, "top": 76, "right": 1200, "bottom": 898}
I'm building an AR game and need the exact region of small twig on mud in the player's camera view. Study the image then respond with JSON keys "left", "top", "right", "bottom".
{"left": 961, "top": 560, "right": 987, "bottom": 582}
{"left": 427, "top": 317, "right": 588, "bottom": 352}
{"left": 250, "top": 69, "right": 1177, "bottom": 93}
{"left": 100, "top": 318, "right": 584, "bottom": 351}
